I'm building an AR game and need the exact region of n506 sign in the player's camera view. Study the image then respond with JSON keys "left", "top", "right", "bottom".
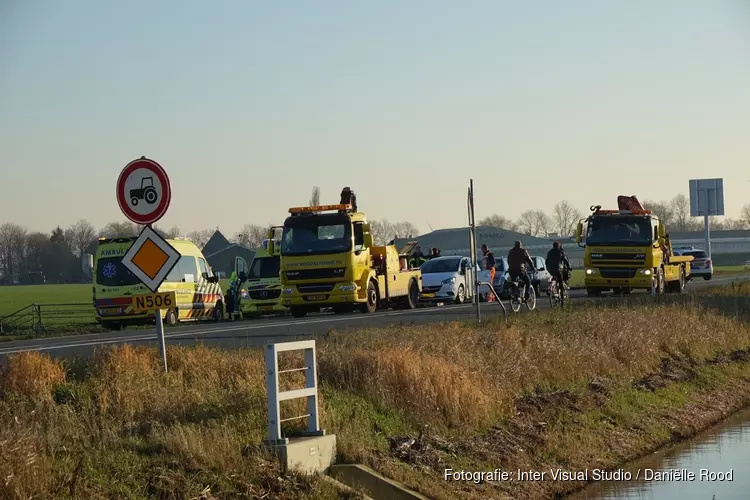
{"left": 132, "top": 291, "right": 176, "bottom": 312}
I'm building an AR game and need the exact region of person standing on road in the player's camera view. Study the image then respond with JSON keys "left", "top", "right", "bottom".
{"left": 507, "top": 240, "right": 536, "bottom": 300}
{"left": 481, "top": 244, "right": 497, "bottom": 302}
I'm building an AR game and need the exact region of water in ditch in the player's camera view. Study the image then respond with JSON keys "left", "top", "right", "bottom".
{"left": 567, "top": 406, "right": 750, "bottom": 499}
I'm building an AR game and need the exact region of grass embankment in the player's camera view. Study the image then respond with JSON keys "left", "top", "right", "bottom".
{"left": 4, "top": 283, "right": 750, "bottom": 498}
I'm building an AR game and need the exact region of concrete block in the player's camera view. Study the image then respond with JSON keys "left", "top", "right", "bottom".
{"left": 266, "top": 434, "right": 337, "bottom": 475}
{"left": 329, "top": 464, "right": 430, "bottom": 500}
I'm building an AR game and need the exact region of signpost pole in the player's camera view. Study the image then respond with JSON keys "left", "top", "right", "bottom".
{"left": 468, "top": 179, "right": 480, "bottom": 323}
{"left": 155, "top": 307, "right": 168, "bottom": 372}
{"left": 704, "top": 215, "right": 711, "bottom": 259}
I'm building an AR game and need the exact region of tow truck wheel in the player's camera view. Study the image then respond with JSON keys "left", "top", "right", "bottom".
{"left": 405, "top": 279, "right": 419, "bottom": 309}
{"left": 360, "top": 281, "right": 378, "bottom": 313}
{"left": 290, "top": 307, "right": 307, "bottom": 318}
{"left": 657, "top": 267, "right": 665, "bottom": 294}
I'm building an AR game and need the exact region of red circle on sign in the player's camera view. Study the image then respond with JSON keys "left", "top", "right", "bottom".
{"left": 116, "top": 157, "right": 171, "bottom": 225}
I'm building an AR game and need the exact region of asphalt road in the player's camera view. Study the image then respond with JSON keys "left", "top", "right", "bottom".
{"left": 0, "top": 276, "right": 742, "bottom": 360}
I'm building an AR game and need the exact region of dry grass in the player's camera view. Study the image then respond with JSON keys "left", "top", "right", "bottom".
{"left": 319, "top": 303, "right": 750, "bottom": 436}
{"left": 1, "top": 284, "right": 750, "bottom": 498}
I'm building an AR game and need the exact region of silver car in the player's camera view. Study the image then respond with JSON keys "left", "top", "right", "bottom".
{"left": 674, "top": 247, "right": 713, "bottom": 280}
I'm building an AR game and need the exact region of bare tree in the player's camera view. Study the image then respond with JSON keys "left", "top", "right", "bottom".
{"left": 100, "top": 221, "right": 139, "bottom": 238}
{"left": 478, "top": 214, "right": 517, "bottom": 230}
{"left": 0, "top": 223, "right": 27, "bottom": 281}
{"left": 516, "top": 211, "right": 537, "bottom": 236}
{"left": 670, "top": 194, "right": 693, "bottom": 232}
{"left": 533, "top": 210, "right": 551, "bottom": 237}
{"left": 368, "top": 220, "right": 417, "bottom": 245}
{"left": 642, "top": 200, "right": 675, "bottom": 227}
{"left": 186, "top": 229, "right": 214, "bottom": 248}
{"left": 66, "top": 219, "right": 96, "bottom": 258}
{"left": 309, "top": 186, "right": 321, "bottom": 206}
{"left": 234, "top": 224, "right": 269, "bottom": 248}
{"left": 552, "top": 201, "right": 582, "bottom": 236}
{"left": 153, "top": 225, "right": 181, "bottom": 238}
{"left": 740, "top": 204, "right": 750, "bottom": 228}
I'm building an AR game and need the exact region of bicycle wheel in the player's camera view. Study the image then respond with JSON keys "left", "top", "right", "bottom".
{"left": 525, "top": 285, "right": 537, "bottom": 311}
{"left": 509, "top": 289, "right": 521, "bottom": 313}
{"left": 548, "top": 282, "right": 558, "bottom": 308}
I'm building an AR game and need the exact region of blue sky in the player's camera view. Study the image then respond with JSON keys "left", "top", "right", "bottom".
{"left": 2, "top": 0, "right": 749, "bottom": 236}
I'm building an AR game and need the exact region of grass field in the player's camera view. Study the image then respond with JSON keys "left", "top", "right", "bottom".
{"left": 3, "top": 282, "right": 750, "bottom": 498}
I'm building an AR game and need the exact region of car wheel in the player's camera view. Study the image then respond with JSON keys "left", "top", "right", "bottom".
{"left": 703, "top": 275, "right": 712, "bottom": 281}
{"left": 455, "top": 284, "right": 465, "bottom": 304}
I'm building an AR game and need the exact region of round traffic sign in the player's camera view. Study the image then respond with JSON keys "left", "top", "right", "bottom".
{"left": 116, "top": 157, "right": 171, "bottom": 225}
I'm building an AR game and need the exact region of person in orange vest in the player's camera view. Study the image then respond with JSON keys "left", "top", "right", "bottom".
{"left": 481, "top": 244, "right": 497, "bottom": 302}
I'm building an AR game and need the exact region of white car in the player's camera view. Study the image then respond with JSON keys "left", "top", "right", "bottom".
{"left": 419, "top": 256, "right": 482, "bottom": 304}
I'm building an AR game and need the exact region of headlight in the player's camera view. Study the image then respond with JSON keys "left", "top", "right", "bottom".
{"left": 442, "top": 277, "right": 456, "bottom": 285}
{"left": 338, "top": 284, "right": 357, "bottom": 292}
{"left": 585, "top": 268, "right": 597, "bottom": 275}
{"left": 282, "top": 288, "right": 293, "bottom": 294}
{"left": 638, "top": 269, "right": 652, "bottom": 275}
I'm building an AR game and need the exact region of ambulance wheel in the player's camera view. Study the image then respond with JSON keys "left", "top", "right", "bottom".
{"left": 290, "top": 307, "right": 307, "bottom": 318}
{"left": 165, "top": 309, "right": 178, "bottom": 326}
{"left": 214, "top": 302, "right": 223, "bottom": 322}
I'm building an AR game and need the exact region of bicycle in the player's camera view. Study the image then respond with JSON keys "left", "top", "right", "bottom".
{"left": 508, "top": 272, "right": 537, "bottom": 313}
{"left": 548, "top": 276, "right": 569, "bottom": 308}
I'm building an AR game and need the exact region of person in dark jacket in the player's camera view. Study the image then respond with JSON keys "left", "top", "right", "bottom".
{"left": 507, "top": 240, "right": 536, "bottom": 300}
{"left": 410, "top": 246, "right": 428, "bottom": 268}
{"left": 545, "top": 241, "right": 571, "bottom": 290}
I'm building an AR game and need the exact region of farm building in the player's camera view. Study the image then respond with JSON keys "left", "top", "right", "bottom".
{"left": 201, "top": 230, "right": 255, "bottom": 278}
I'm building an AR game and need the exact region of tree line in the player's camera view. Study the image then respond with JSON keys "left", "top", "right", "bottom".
{"left": 2, "top": 192, "right": 748, "bottom": 284}
{"left": 479, "top": 195, "right": 750, "bottom": 238}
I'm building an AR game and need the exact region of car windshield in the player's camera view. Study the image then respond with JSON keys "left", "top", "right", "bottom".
{"left": 249, "top": 255, "right": 280, "bottom": 279}
{"left": 685, "top": 250, "right": 708, "bottom": 259}
{"left": 281, "top": 215, "right": 352, "bottom": 256}
{"left": 420, "top": 258, "right": 461, "bottom": 274}
{"left": 95, "top": 257, "right": 140, "bottom": 287}
{"left": 586, "top": 216, "right": 653, "bottom": 246}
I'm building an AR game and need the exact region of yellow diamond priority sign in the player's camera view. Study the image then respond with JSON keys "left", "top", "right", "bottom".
{"left": 121, "top": 226, "right": 180, "bottom": 293}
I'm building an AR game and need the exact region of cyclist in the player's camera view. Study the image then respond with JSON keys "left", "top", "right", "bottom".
{"left": 507, "top": 240, "right": 536, "bottom": 301}
{"left": 545, "top": 241, "right": 571, "bottom": 292}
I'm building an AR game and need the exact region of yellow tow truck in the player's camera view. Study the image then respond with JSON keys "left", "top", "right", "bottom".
{"left": 575, "top": 199, "right": 693, "bottom": 296}
{"left": 233, "top": 229, "right": 287, "bottom": 317}
{"left": 278, "top": 187, "right": 422, "bottom": 318}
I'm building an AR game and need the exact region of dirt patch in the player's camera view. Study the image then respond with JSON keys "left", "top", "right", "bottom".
{"left": 634, "top": 354, "right": 699, "bottom": 392}
{"left": 709, "top": 348, "right": 750, "bottom": 365}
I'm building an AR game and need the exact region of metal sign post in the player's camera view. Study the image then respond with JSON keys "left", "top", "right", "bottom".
{"left": 468, "top": 179, "right": 480, "bottom": 323}
{"left": 117, "top": 156, "right": 176, "bottom": 372}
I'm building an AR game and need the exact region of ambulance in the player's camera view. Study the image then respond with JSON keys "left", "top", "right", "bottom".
{"left": 234, "top": 236, "right": 287, "bottom": 317}
{"left": 93, "top": 236, "right": 224, "bottom": 330}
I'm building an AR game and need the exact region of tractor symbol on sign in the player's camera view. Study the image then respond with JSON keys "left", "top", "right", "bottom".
{"left": 130, "top": 176, "right": 158, "bottom": 206}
